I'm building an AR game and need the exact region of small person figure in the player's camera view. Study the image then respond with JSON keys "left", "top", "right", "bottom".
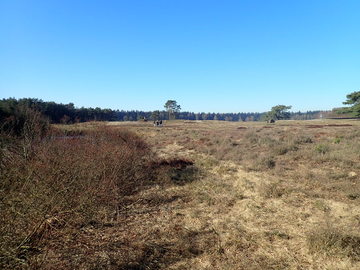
{"left": 153, "top": 120, "right": 163, "bottom": 127}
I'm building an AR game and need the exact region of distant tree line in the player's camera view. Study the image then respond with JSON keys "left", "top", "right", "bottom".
{"left": 289, "top": 111, "right": 326, "bottom": 120}
{"left": 0, "top": 98, "right": 325, "bottom": 125}
{"left": 0, "top": 98, "right": 118, "bottom": 124}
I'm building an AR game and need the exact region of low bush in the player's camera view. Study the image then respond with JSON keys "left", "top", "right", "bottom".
{"left": 333, "top": 137, "right": 342, "bottom": 144}
{"left": 260, "top": 181, "right": 288, "bottom": 198}
{"left": 294, "top": 135, "right": 313, "bottom": 144}
{"left": 0, "top": 126, "right": 153, "bottom": 268}
{"left": 273, "top": 143, "right": 298, "bottom": 156}
{"left": 254, "top": 156, "right": 276, "bottom": 170}
{"left": 315, "top": 144, "right": 330, "bottom": 155}
{"left": 308, "top": 226, "right": 360, "bottom": 260}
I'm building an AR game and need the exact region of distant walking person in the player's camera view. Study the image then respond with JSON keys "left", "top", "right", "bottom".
{"left": 153, "top": 120, "right": 163, "bottom": 127}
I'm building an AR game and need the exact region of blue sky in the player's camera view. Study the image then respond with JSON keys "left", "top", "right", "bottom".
{"left": 0, "top": 0, "right": 359, "bottom": 112}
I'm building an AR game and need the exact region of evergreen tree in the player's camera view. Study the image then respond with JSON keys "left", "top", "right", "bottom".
{"left": 265, "top": 105, "right": 292, "bottom": 121}
{"left": 341, "top": 91, "right": 360, "bottom": 116}
{"left": 164, "top": 100, "right": 181, "bottom": 120}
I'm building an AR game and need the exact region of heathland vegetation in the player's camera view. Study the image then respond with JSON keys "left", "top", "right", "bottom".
{"left": 0, "top": 107, "right": 200, "bottom": 269}
{"left": 1, "top": 91, "right": 360, "bottom": 269}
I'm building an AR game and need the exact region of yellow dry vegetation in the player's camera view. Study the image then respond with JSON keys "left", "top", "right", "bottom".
{"left": 108, "top": 119, "right": 360, "bottom": 269}
{"left": 3, "top": 119, "right": 360, "bottom": 269}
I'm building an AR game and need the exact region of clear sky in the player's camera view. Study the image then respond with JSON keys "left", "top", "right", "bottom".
{"left": 0, "top": 0, "right": 359, "bottom": 113}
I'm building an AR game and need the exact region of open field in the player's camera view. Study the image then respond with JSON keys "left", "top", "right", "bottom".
{"left": 2, "top": 119, "right": 360, "bottom": 269}
{"left": 106, "top": 119, "right": 360, "bottom": 269}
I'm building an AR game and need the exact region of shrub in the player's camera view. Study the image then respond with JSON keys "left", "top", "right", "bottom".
{"left": 273, "top": 143, "right": 298, "bottom": 156}
{"left": 244, "top": 131, "right": 259, "bottom": 144}
{"left": 307, "top": 226, "right": 360, "bottom": 260}
{"left": 0, "top": 105, "right": 49, "bottom": 139}
{"left": 294, "top": 136, "right": 313, "bottom": 144}
{"left": 250, "top": 156, "right": 276, "bottom": 171}
{"left": 333, "top": 137, "right": 342, "bottom": 144}
{"left": 315, "top": 144, "right": 330, "bottom": 155}
{"left": 0, "top": 126, "right": 153, "bottom": 268}
{"left": 262, "top": 156, "right": 276, "bottom": 169}
{"left": 260, "top": 182, "right": 288, "bottom": 198}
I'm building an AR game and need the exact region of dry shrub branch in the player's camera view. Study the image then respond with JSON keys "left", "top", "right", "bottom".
{"left": 0, "top": 124, "right": 154, "bottom": 268}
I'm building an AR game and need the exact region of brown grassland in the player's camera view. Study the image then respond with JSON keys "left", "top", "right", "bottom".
{"left": 1, "top": 119, "right": 360, "bottom": 269}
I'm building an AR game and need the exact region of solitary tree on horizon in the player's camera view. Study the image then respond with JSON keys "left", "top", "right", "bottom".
{"left": 164, "top": 100, "right": 181, "bottom": 120}
{"left": 265, "top": 105, "right": 292, "bottom": 122}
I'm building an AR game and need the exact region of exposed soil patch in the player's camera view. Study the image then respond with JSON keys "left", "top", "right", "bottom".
{"left": 306, "top": 125, "right": 325, "bottom": 128}
{"left": 306, "top": 124, "right": 353, "bottom": 128}
{"left": 150, "top": 158, "right": 194, "bottom": 169}
{"left": 327, "top": 124, "right": 353, "bottom": 127}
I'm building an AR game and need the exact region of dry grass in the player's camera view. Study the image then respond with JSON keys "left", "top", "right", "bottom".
{"left": 2, "top": 119, "right": 360, "bottom": 269}
{"left": 0, "top": 125, "right": 185, "bottom": 269}
{"left": 109, "top": 119, "right": 360, "bottom": 269}
{"left": 308, "top": 223, "right": 360, "bottom": 261}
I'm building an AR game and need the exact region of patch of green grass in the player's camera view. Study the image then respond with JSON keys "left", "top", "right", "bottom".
{"left": 315, "top": 144, "right": 330, "bottom": 155}
{"left": 333, "top": 137, "right": 342, "bottom": 144}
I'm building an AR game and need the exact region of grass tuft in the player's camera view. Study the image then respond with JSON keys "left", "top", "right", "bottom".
{"left": 308, "top": 226, "right": 360, "bottom": 261}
